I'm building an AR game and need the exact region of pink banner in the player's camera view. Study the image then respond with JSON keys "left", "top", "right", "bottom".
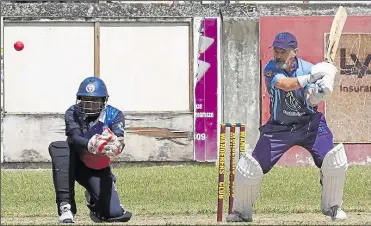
{"left": 194, "top": 18, "right": 218, "bottom": 162}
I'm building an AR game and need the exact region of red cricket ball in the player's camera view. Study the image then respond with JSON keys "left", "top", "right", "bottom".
{"left": 14, "top": 41, "right": 24, "bottom": 51}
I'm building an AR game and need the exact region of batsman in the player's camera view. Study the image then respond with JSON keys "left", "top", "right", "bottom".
{"left": 49, "top": 76, "right": 132, "bottom": 223}
{"left": 227, "top": 32, "right": 348, "bottom": 222}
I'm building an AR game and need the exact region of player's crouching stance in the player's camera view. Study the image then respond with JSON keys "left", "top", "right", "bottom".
{"left": 48, "top": 77, "right": 132, "bottom": 223}
{"left": 226, "top": 32, "right": 348, "bottom": 222}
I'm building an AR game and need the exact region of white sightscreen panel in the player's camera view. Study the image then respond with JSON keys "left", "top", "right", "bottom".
{"left": 100, "top": 23, "right": 190, "bottom": 112}
{"left": 4, "top": 23, "right": 94, "bottom": 113}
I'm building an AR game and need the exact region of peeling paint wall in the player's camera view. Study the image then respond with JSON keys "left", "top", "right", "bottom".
{"left": 3, "top": 113, "right": 193, "bottom": 162}
{"left": 1, "top": 2, "right": 371, "bottom": 165}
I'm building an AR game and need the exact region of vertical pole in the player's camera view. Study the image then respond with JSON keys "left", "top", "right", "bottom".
{"left": 94, "top": 22, "right": 100, "bottom": 78}
{"left": 189, "top": 19, "right": 194, "bottom": 111}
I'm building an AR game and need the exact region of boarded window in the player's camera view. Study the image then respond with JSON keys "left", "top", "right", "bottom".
{"left": 100, "top": 23, "right": 190, "bottom": 112}
{"left": 4, "top": 22, "right": 94, "bottom": 113}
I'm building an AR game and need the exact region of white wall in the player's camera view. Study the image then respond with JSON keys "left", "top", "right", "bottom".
{"left": 4, "top": 22, "right": 191, "bottom": 114}
{"left": 3, "top": 22, "right": 95, "bottom": 113}
{"left": 100, "top": 23, "right": 190, "bottom": 112}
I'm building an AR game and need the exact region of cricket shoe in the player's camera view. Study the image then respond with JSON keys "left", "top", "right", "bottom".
{"left": 226, "top": 211, "right": 253, "bottom": 222}
{"left": 85, "top": 190, "right": 131, "bottom": 223}
{"left": 85, "top": 190, "right": 125, "bottom": 211}
{"left": 89, "top": 210, "right": 132, "bottom": 223}
{"left": 59, "top": 202, "right": 75, "bottom": 223}
{"left": 323, "top": 206, "right": 348, "bottom": 221}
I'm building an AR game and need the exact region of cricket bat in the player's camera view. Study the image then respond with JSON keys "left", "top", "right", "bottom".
{"left": 325, "top": 6, "right": 348, "bottom": 64}
{"left": 318, "top": 6, "right": 347, "bottom": 94}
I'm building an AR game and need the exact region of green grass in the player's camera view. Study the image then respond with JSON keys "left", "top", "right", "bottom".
{"left": 1, "top": 165, "right": 371, "bottom": 219}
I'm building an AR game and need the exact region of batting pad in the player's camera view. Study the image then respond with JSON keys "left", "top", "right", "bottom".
{"left": 320, "top": 143, "right": 348, "bottom": 214}
{"left": 232, "top": 152, "right": 264, "bottom": 220}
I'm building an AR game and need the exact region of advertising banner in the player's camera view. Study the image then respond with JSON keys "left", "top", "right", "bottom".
{"left": 325, "top": 33, "right": 371, "bottom": 143}
{"left": 194, "top": 18, "right": 219, "bottom": 162}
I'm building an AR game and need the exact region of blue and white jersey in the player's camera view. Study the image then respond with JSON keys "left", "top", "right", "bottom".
{"left": 65, "top": 104, "right": 125, "bottom": 139}
{"left": 263, "top": 57, "right": 317, "bottom": 125}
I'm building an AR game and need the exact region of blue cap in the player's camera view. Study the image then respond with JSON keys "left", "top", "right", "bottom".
{"left": 271, "top": 32, "right": 298, "bottom": 50}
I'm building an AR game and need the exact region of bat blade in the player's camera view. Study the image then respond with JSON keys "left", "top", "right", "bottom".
{"left": 325, "top": 6, "right": 348, "bottom": 64}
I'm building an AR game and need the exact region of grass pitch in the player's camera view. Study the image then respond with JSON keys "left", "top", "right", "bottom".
{"left": 1, "top": 164, "right": 371, "bottom": 225}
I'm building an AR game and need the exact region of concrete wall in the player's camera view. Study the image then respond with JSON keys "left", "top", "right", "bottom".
{"left": 1, "top": 2, "right": 371, "bottom": 165}
{"left": 222, "top": 19, "right": 260, "bottom": 153}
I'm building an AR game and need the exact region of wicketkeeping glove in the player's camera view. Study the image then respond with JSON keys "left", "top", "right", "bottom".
{"left": 87, "top": 128, "right": 125, "bottom": 159}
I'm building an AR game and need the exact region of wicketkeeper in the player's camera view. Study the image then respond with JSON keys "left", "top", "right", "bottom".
{"left": 49, "top": 76, "right": 132, "bottom": 223}
{"left": 227, "top": 32, "right": 348, "bottom": 222}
